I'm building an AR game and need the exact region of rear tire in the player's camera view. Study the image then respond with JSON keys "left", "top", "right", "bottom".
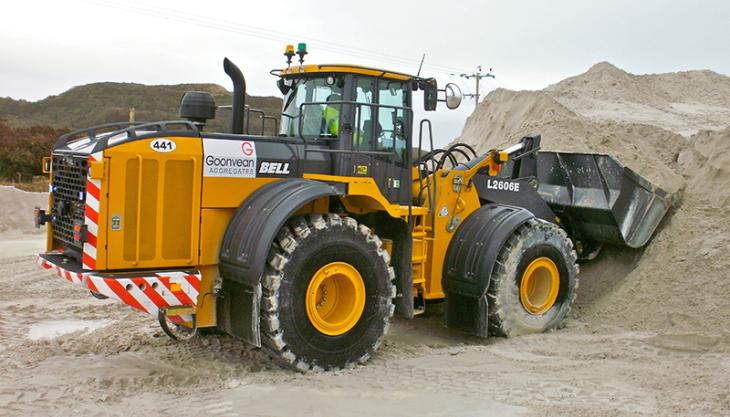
{"left": 259, "top": 213, "right": 395, "bottom": 371}
{"left": 487, "top": 219, "right": 579, "bottom": 337}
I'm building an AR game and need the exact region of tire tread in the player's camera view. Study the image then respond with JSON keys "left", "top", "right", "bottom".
{"left": 259, "top": 214, "right": 395, "bottom": 371}
{"left": 487, "top": 219, "right": 579, "bottom": 337}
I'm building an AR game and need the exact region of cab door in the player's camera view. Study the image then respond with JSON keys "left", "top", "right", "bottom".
{"left": 344, "top": 76, "right": 376, "bottom": 181}
{"left": 373, "top": 79, "right": 412, "bottom": 204}
{"left": 343, "top": 76, "right": 412, "bottom": 204}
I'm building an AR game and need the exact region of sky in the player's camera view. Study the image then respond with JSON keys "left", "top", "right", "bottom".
{"left": 1, "top": 0, "right": 728, "bottom": 146}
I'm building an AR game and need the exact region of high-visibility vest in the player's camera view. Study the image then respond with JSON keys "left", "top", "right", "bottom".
{"left": 323, "top": 104, "right": 365, "bottom": 147}
{"left": 323, "top": 106, "right": 339, "bottom": 136}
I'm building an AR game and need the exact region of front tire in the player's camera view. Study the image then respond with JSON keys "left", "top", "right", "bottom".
{"left": 487, "top": 219, "right": 579, "bottom": 337}
{"left": 260, "top": 213, "right": 395, "bottom": 371}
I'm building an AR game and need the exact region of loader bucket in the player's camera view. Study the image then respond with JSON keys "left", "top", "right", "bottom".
{"left": 506, "top": 152, "right": 671, "bottom": 248}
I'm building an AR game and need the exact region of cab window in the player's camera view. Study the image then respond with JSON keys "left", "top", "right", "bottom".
{"left": 376, "top": 81, "right": 408, "bottom": 161}
{"left": 354, "top": 77, "right": 375, "bottom": 151}
{"left": 280, "top": 77, "right": 343, "bottom": 138}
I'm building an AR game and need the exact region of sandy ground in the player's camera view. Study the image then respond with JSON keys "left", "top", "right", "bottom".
{"left": 0, "top": 248, "right": 727, "bottom": 417}
{"left": 0, "top": 235, "right": 45, "bottom": 259}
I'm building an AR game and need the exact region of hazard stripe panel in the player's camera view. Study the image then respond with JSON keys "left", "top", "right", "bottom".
{"left": 82, "top": 151, "right": 103, "bottom": 271}
{"left": 86, "top": 178, "right": 101, "bottom": 200}
{"left": 36, "top": 255, "right": 201, "bottom": 320}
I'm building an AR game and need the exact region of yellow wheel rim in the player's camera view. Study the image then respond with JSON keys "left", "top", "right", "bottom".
{"left": 519, "top": 257, "right": 560, "bottom": 315}
{"left": 305, "top": 262, "right": 366, "bottom": 336}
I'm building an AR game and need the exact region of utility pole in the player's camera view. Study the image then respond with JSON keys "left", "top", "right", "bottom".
{"left": 460, "top": 66, "right": 495, "bottom": 107}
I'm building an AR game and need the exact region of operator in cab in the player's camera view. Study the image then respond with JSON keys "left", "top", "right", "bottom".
{"left": 323, "top": 93, "right": 341, "bottom": 137}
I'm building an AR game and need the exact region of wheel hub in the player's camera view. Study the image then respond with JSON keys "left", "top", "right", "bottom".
{"left": 306, "top": 262, "right": 366, "bottom": 336}
{"left": 519, "top": 257, "right": 560, "bottom": 315}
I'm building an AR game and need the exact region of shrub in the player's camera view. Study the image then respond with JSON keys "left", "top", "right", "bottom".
{"left": 0, "top": 119, "right": 68, "bottom": 180}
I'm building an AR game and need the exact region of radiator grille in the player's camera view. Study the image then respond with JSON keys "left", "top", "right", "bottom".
{"left": 51, "top": 154, "right": 88, "bottom": 251}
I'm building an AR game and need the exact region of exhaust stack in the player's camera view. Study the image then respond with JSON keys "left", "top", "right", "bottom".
{"left": 223, "top": 57, "right": 246, "bottom": 134}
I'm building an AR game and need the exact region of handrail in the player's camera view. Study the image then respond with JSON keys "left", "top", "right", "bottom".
{"left": 93, "top": 121, "right": 199, "bottom": 153}
{"left": 417, "top": 119, "right": 436, "bottom": 231}
{"left": 53, "top": 120, "right": 200, "bottom": 153}
{"left": 241, "top": 106, "right": 279, "bottom": 136}
{"left": 56, "top": 121, "right": 145, "bottom": 149}
{"left": 304, "top": 149, "right": 395, "bottom": 156}
{"left": 295, "top": 100, "right": 413, "bottom": 161}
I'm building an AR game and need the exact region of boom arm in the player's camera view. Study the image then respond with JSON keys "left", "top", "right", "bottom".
{"left": 453, "top": 141, "right": 527, "bottom": 183}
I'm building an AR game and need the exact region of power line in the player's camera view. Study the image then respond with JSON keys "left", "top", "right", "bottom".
{"left": 459, "top": 66, "right": 496, "bottom": 107}
{"left": 83, "top": 0, "right": 469, "bottom": 76}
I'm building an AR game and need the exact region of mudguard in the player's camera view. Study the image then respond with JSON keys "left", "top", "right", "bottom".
{"left": 218, "top": 178, "right": 344, "bottom": 346}
{"left": 442, "top": 204, "right": 534, "bottom": 337}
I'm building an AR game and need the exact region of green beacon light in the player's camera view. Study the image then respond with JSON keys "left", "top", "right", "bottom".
{"left": 296, "top": 42, "right": 308, "bottom": 65}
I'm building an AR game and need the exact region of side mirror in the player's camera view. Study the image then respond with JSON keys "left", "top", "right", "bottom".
{"left": 444, "top": 83, "right": 462, "bottom": 110}
{"left": 277, "top": 78, "right": 291, "bottom": 95}
{"left": 422, "top": 79, "right": 438, "bottom": 111}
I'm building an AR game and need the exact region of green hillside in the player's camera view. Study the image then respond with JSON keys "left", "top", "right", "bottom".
{"left": 0, "top": 82, "right": 282, "bottom": 134}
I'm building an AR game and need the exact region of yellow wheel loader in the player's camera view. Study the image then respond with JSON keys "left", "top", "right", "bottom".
{"left": 35, "top": 44, "right": 671, "bottom": 370}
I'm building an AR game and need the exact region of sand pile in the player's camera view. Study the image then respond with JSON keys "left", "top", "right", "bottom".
{"left": 677, "top": 127, "right": 730, "bottom": 208}
{"left": 546, "top": 62, "right": 730, "bottom": 136}
{"left": 455, "top": 63, "right": 730, "bottom": 335}
{"left": 579, "top": 125, "right": 730, "bottom": 332}
{"left": 0, "top": 186, "right": 47, "bottom": 236}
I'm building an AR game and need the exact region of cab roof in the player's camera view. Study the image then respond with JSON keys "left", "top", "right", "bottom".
{"left": 278, "top": 64, "right": 416, "bottom": 81}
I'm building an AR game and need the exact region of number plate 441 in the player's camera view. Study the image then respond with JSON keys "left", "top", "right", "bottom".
{"left": 150, "top": 139, "right": 176, "bottom": 153}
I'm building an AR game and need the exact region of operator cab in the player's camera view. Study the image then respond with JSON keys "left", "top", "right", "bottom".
{"left": 278, "top": 65, "right": 411, "bottom": 155}
{"left": 275, "top": 64, "right": 418, "bottom": 203}
{"left": 272, "top": 44, "right": 462, "bottom": 204}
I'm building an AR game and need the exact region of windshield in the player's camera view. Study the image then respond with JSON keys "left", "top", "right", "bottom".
{"left": 279, "top": 77, "right": 343, "bottom": 137}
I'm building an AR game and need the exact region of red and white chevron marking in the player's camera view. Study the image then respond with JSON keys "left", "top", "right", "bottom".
{"left": 36, "top": 255, "right": 86, "bottom": 286}
{"left": 37, "top": 255, "right": 201, "bottom": 323}
{"left": 82, "top": 151, "right": 103, "bottom": 271}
